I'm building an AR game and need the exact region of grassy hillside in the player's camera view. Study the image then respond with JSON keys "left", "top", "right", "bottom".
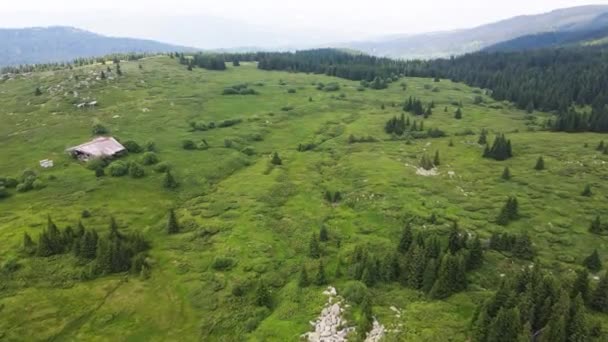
{"left": 0, "top": 56, "right": 607, "bottom": 341}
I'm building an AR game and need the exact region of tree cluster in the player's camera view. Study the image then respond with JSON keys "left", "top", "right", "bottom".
{"left": 483, "top": 134, "right": 513, "bottom": 161}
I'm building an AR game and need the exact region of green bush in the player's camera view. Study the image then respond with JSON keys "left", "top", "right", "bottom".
{"left": 341, "top": 281, "right": 368, "bottom": 304}
{"left": 322, "top": 83, "right": 340, "bottom": 92}
{"left": 287, "top": 88, "right": 296, "bottom": 93}
{"left": 211, "top": 257, "right": 235, "bottom": 271}
{"left": 16, "top": 183, "right": 28, "bottom": 192}
{"left": 182, "top": 140, "right": 196, "bottom": 150}
{"left": 129, "top": 162, "right": 145, "bottom": 178}
{"left": 86, "top": 158, "right": 108, "bottom": 171}
{"left": 241, "top": 146, "right": 255, "bottom": 156}
{"left": 154, "top": 161, "right": 172, "bottom": 173}
{"left": 3, "top": 178, "right": 17, "bottom": 188}
{"left": 1, "top": 258, "right": 19, "bottom": 274}
{"left": 0, "top": 186, "right": 9, "bottom": 199}
{"left": 32, "top": 179, "right": 46, "bottom": 190}
{"left": 108, "top": 161, "right": 129, "bottom": 177}
{"left": 123, "top": 140, "right": 143, "bottom": 153}
{"left": 92, "top": 123, "right": 109, "bottom": 135}
{"left": 141, "top": 152, "right": 159, "bottom": 165}
{"left": 144, "top": 140, "right": 157, "bottom": 152}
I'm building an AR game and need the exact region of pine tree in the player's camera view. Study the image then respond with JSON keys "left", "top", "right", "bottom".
{"left": 419, "top": 153, "right": 434, "bottom": 170}
{"left": 116, "top": 63, "right": 122, "bottom": 76}
{"left": 407, "top": 245, "right": 427, "bottom": 289}
{"left": 535, "top": 156, "right": 545, "bottom": 170}
{"left": 100, "top": 71, "right": 106, "bottom": 79}
{"left": 591, "top": 274, "right": 608, "bottom": 312}
{"left": 162, "top": 171, "right": 178, "bottom": 189}
{"left": 478, "top": 128, "right": 488, "bottom": 145}
{"left": 422, "top": 258, "right": 438, "bottom": 293}
{"left": 447, "top": 222, "right": 463, "bottom": 254}
{"left": 271, "top": 152, "right": 282, "bottom": 165}
{"left": 255, "top": 280, "right": 272, "bottom": 308}
{"left": 319, "top": 226, "right": 328, "bottom": 242}
{"left": 513, "top": 233, "right": 535, "bottom": 260}
{"left": 467, "top": 236, "right": 483, "bottom": 270}
{"left": 35, "top": 87, "right": 43, "bottom": 96}
{"left": 314, "top": 261, "right": 327, "bottom": 286}
{"left": 448, "top": 139, "right": 454, "bottom": 147}
{"left": 501, "top": 167, "right": 511, "bottom": 180}
{"left": 23, "top": 232, "right": 36, "bottom": 254}
{"left": 583, "top": 249, "right": 602, "bottom": 273}
{"left": 567, "top": 294, "right": 588, "bottom": 341}
{"left": 166, "top": 209, "right": 180, "bottom": 234}
{"left": 581, "top": 184, "right": 592, "bottom": 197}
{"left": 433, "top": 151, "right": 440, "bottom": 166}
{"left": 358, "top": 295, "right": 373, "bottom": 338}
{"left": 309, "top": 234, "right": 320, "bottom": 258}
{"left": 397, "top": 223, "right": 413, "bottom": 254}
{"left": 487, "top": 308, "right": 522, "bottom": 342}
{"left": 571, "top": 269, "right": 590, "bottom": 303}
{"left": 589, "top": 216, "right": 602, "bottom": 234}
{"left": 596, "top": 140, "right": 605, "bottom": 151}
{"left": 454, "top": 107, "right": 463, "bottom": 119}
{"left": 298, "top": 265, "right": 309, "bottom": 288}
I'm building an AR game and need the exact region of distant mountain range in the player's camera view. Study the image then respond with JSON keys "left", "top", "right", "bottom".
{"left": 0, "top": 26, "right": 192, "bottom": 67}
{"left": 339, "top": 5, "right": 608, "bottom": 58}
{"left": 2, "top": 5, "right": 608, "bottom": 66}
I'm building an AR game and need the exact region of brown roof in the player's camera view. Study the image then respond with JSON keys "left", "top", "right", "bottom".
{"left": 67, "top": 137, "right": 126, "bottom": 157}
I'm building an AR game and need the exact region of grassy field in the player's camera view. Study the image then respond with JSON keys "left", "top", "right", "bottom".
{"left": 0, "top": 56, "right": 607, "bottom": 341}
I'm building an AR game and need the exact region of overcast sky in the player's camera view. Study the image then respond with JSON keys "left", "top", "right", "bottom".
{"left": 2, "top": 0, "right": 608, "bottom": 47}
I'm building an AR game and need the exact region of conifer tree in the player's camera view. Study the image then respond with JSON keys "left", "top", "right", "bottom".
{"left": 407, "top": 245, "right": 427, "bottom": 289}
{"left": 581, "top": 184, "right": 592, "bottom": 197}
{"left": 358, "top": 295, "right": 373, "bottom": 338}
{"left": 583, "top": 249, "right": 602, "bottom": 272}
{"left": 487, "top": 308, "right": 521, "bottom": 342}
{"left": 298, "top": 264, "right": 309, "bottom": 288}
{"left": 101, "top": 71, "right": 106, "bottom": 79}
{"left": 315, "top": 260, "right": 327, "bottom": 285}
{"left": 271, "top": 152, "right": 282, "bottom": 165}
{"left": 483, "top": 134, "right": 513, "bottom": 161}
{"left": 589, "top": 216, "right": 602, "bottom": 234}
{"left": 397, "top": 223, "right": 413, "bottom": 254}
{"left": 23, "top": 232, "right": 36, "bottom": 254}
{"left": 433, "top": 151, "right": 440, "bottom": 166}
{"left": 319, "top": 226, "right": 328, "bottom": 242}
{"left": 596, "top": 140, "right": 605, "bottom": 151}
{"left": 454, "top": 107, "right": 463, "bottom": 119}
{"left": 255, "top": 280, "right": 272, "bottom": 308}
{"left": 166, "top": 209, "right": 180, "bottom": 234}
{"left": 35, "top": 87, "right": 42, "bottom": 96}
{"left": 419, "top": 153, "right": 434, "bottom": 170}
{"left": 501, "top": 167, "right": 511, "bottom": 180}
{"left": 513, "top": 233, "right": 535, "bottom": 260}
{"left": 447, "top": 222, "right": 463, "bottom": 254}
{"left": 478, "top": 128, "right": 488, "bottom": 145}
{"left": 591, "top": 274, "right": 608, "bottom": 312}
{"left": 535, "top": 156, "right": 545, "bottom": 170}
{"left": 567, "top": 294, "right": 588, "bottom": 341}
{"left": 163, "top": 170, "right": 178, "bottom": 189}
{"left": 467, "top": 236, "right": 483, "bottom": 270}
{"left": 422, "top": 258, "right": 438, "bottom": 293}
{"left": 309, "top": 234, "right": 320, "bottom": 258}
{"left": 571, "top": 269, "right": 590, "bottom": 304}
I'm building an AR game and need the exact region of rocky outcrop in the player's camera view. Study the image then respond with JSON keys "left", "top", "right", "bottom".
{"left": 302, "top": 286, "right": 354, "bottom": 342}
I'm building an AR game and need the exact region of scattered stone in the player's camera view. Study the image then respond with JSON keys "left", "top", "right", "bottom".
{"left": 302, "top": 286, "right": 355, "bottom": 342}
{"left": 416, "top": 167, "right": 438, "bottom": 176}
{"left": 365, "top": 318, "right": 385, "bottom": 342}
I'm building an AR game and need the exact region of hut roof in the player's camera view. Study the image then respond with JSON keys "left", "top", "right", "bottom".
{"left": 67, "top": 137, "right": 126, "bottom": 158}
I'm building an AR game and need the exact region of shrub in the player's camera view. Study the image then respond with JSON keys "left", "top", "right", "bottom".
{"left": 123, "top": 140, "right": 143, "bottom": 153}
{"left": 16, "top": 183, "right": 28, "bottom": 192}
{"left": 241, "top": 146, "right": 255, "bottom": 156}
{"left": 281, "top": 106, "right": 294, "bottom": 111}
{"left": 287, "top": 88, "right": 296, "bottom": 94}
{"left": 322, "top": 83, "right": 340, "bottom": 92}
{"left": 3, "top": 178, "right": 18, "bottom": 188}
{"left": 218, "top": 118, "right": 242, "bottom": 128}
{"left": 182, "top": 140, "right": 196, "bottom": 150}
{"left": 141, "top": 152, "right": 159, "bottom": 165}
{"left": 81, "top": 210, "right": 92, "bottom": 218}
{"left": 92, "top": 123, "right": 109, "bottom": 135}
{"left": 163, "top": 171, "right": 178, "bottom": 189}
{"left": 129, "top": 162, "right": 145, "bottom": 178}
{"left": 224, "top": 139, "right": 233, "bottom": 148}
{"left": 154, "top": 161, "right": 172, "bottom": 173}
{"left": 342, "top": 281, "right": 368, "bottom": 304}
{"left": 144, "top": 140, "right": 157, "bottom": 152}
{"left": 108, "top": 161, "right": 129, "bottom": 177}
{"left": 222, "top": 87, "right": 239, "bottom": 95}
{"left": 86, "top": 158, "right": 108, "bottom": 171}
{"left": 32, "top": 179, "right": 46, "bottom": 190}
{"left": 1, "top": 258, "right": 19, "bottom": 274}
{"left": 211, "top": 257, "right": 235, "bottom": 270}
{"left": 0, "top": 186, "right": 9, "bottom": 199}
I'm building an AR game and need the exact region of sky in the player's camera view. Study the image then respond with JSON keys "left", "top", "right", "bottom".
{"left": 2, "top": 0, "right": 608, "bottom": 48}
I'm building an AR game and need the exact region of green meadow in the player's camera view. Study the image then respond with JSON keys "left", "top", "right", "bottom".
{"left": 0, "top": 56, "right": 606, "bottom": 341}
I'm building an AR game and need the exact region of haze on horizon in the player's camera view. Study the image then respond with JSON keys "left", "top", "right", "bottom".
{"left": 2, "top": 0, "right": 608, "bottom": 49}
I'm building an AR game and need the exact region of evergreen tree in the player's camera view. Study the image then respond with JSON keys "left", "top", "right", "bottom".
{"left": 535, "top": 156, "right": 545, "bottom": 170}
{"left": 309, "top": 234, "right": 320, "bottom": 258}
{"left": 116, "top": 63, "right": 122, "bottom": 76}
{"left": 454, "top": 107, "right": 463, "bottom": 119}
{"left": 497, "top": 197, "right": 518, "bottom": 226}
{"left": 591, "top": 274, "right": 608, "bottom": 312}
{"left": 433, "top": 151, "right": 440, "bottom": 166}
{"left": 422, "top": 258, "right": 438, "bottom": 293}
{"left": 429, "top": 253, "right": 466, "bottom": 299}
{"left": 271, "top": 152, "right": 282, "bottom": 165}
{"left": 23, "top": 232, "right": 36, "bottom": 254}
{"left": 407, "top": 245, "right": 427, "bottom": 289}
{"left": 315, "top": 260, "right": 327, "bottom": 285}
{"left": 358, "top": 295, "right": 373, "bottom": 338}
{"left": 298, "top": 264, "right": 309, "bottom": 288}
{"left": 163, "top": 170, "right": 178, "bottom": 189}
{"left": 166, "top": 209, "right": 180, "bottom": 234}
{"left": 596, "top": 140, "right": 605, "bottom": 151}
{"left": 35, "top": 87, "right": 42, "bottom": 96}
{"left": 589, "top": 216, "right": 602, "bottom": 234}
{"left": 447, "top": 222, "right": 463, "bottom": 254}
{"left": 571, "top": 269, "right": 590, "bottom": 304}
{"left": 101, "top": 71, "right": 106, "bottom": 79}
{"left": 581, "top": 184, "right": 592, "bottom": 197}
{"left": 467, "top": 236, "right": 483, "bottom": 270}
{"left": 419, "top": 153, "right": 434, "bottom": 170}
{"left": 501, "top": 167, "right": 511, "bottom": 180}
{"left": 319, "top": 226, "right": 328, "bottom": 242}
{"left": 255, "top": 280, "right": 272, "bottom": 308}
{"left": 478, "top": 128, "right": 488, "bottom": 145}
{"left": 567, "top": 294, "right": 588, "bottom": 342}
{"left": 80, "top": 230, "right": 98, "bottom": 259}
{"left": 583, "top": 249, "right": 602, "bottom": 273}
{"left": 483, "top": 134, "right": 513, "bottom": 161}
{"left": 512, "top": 233, "right": 535, "bottom": 260}
{"left": 487, "top": 308, "right": 522, "bottom": 342}
{"left": 397, "top": 223, "right": 413, "bottom": 254}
